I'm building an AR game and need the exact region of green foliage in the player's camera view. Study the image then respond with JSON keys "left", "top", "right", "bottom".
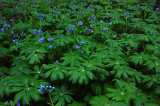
{"left": 44, "top": 63, "right": 67, "bottom": 81}
{"left": 0, "top": 0, "right": 160, "bottom": 105}
{"left": 52, "top": 85, "right": 73, "bottom": 106}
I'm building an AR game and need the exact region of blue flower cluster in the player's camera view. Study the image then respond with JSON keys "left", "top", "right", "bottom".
{"left": 125, "top": 13, "right": 129, "bottom": 16}
{"left": 76, "top": 45, "right": 80, "bottom": 49}
{"left": 91, "top": 15, "right": 96, "bottom": 20}
{"left": 32, "top": 29, "right": 43, "bottom": 36}
{"left": 109, "top": 22, "right": 112, "bottom": 26}
{"left": 103, "top": 28, "right": 108, "bottom": 32}
{"left": 39, "top": 38, "right": 44, "bottom": 43}
{"left": 39, "top": 84, "right": 55, "bottom": 92}
{"left": 47, "top": 37, "right": 54, "bottom": 41}
{"left": 66, "top": 24, "right": 76, "bottom": 32}
{"left": 76, "top": 41, "right": 85, "bottom": 49}
{"left": 13, "top": 40, "right": 21, "bottom": 45}
{"left": 78, "top": 21, "right": 83, "bottom": 26}
{"left": 39, "top": 14, "right": 45, "bottom": 20}
{"left": 85, "top": 28, "right": 93, "bottom": 33}
{"left": 100, "top": 20, "right": 104, "bottom": 23}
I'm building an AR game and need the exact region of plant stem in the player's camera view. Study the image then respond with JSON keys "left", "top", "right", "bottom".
{"left": 47, "top": 91, "right": 54, "bottom": 106}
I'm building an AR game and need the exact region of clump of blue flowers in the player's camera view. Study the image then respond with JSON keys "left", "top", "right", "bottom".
{"left": 39, "top": 38, "right": 44, "bottom": 43}
{"left": 39, "top": 84, "right": 55, "bottom": 92}
{"left": 78, "top": 21, "right": 83, "bottom": 26}
{"left": 47, "top": 37, "right": 54, "bottom": 41}
{"left": 66, "top": 24, "right": 76, "bottom": 32}
{"left": 39, "top": 14, "right": 45, "bottom": 20}
{"left": 32, "top": 29, "right": 43, "bottom": 36}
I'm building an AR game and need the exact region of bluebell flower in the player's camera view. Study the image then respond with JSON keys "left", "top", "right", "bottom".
{"left": 67, "top": 24, "right": 76, "bottom": 32}
{"left": 90, "top": 24, "right": 93, "bottom": 28}
{"left": 125, "top": 13, "right": 129, "bottom": 16}
{"left": 87, "top": 7, "right": 90, "bottom": 10}
{"left": 40, "top": 84, "right": 45, "bottom": 88}
{"left": 81, "top": 41, "right": 85, "bottom": 44}
{"left": 39, "top": 88, "right": 45, "bottom": 92}
{"left": 114, "top": 35, "right": 117, "bottom": 38}
{"left": 103, "top": 28, "right": 108, "bottom": 32}
{"left": 76, "top": 45, "right": 80, "bottom": 49}
{"left": 39, "top": 14, "right": 45, "bottom": 20}
{"left": 156, "top": 8, "right": 159, "bottom": 11}
{"left": 20, "top": 32, "right": 24, "bottom": 37}
{"left": 49, "top": 86, "right": 52, "bottom": 88}
{"left": 11, "top": 31, "right": 14, "bottom": 34}
{"left": 39, "top": 85, "right": 45, "bottom": 92}
{"left": 109, "top": 22, "right": 112, "bottom": 26}
{"left": 39, "top": 38, "right": 44, "bottom": 43}
{"left": 38, "top": 29, "right": 43, "bottom": 35}
{"left": 56, "top": 60, "right": 59, "bottom": 63}
{"left": 82, "top": 11, "right": 84, "bottom": 15}
{"left": 62, "top": 16, "right": 65, "bottom": 18}
{"left": 13, "top": 35, "right": 18, "bottom": 38}
{"left": 81, "top": 50, "right": 84, "bottom": 53}
{"left": 0, "top": 2, "right": 1, "bottom": 5}
{"left": 135, "top": 9, "right": 137, "bottom": 11}
{"left": 95, "top": 5, "right": 98, "bottom": 8}
{"left": 91, "top": 30, "right": 93, "bottom": 33}
{"left": 8, "top": 102, "right": 11, "bottom": 106}
{"left": 13, "top": 40, "right": 16, "bottom": 43}
{"left": 78, "top": 21, "right": 83, "bottom": 26}
{"left": 52, "top": 87, "right": 55, "bottom": 90}
{"left": 27, "top": 29, "right": 30, "bottom": 32}
{"left": 91, "top": 15, "right": 96, "bottom": 20}
{"left": 21, "top": 2, "right": 23, "bottom": 5}
{"left": 47, "top": 38, "right": 54, "bottom": 41}
{"left": 17, "top": 102, "right": 20, "bottom": 106}
{"left": 131, "top": 15, "right": 134, "bottom": 18}
{"left": 33, "top": 29, "right": 37, "bottom": 34}
{"left": 100, "top": 20, "right": 104, "bottom": 23}
{"left": 1, "top": 28, "right": 4, "bottom": 32}
{"left": 10, "top": 19, "right": 14, "bottom": 22}
{"left": 49, "top": 45, "right": 52, "bottom": 48}
{"left": 34, "top": 12, "right": 36, "bottom": 14}
{"left": 46, "top": 86, "right": 49, "bottom": 88}
{"left": 16, "top": 57, "right": 20, "bottom": 60}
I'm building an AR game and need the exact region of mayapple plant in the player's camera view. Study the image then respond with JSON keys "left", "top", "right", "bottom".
{"left": 0, "top": 0, "right": 160, "bottom": 105}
